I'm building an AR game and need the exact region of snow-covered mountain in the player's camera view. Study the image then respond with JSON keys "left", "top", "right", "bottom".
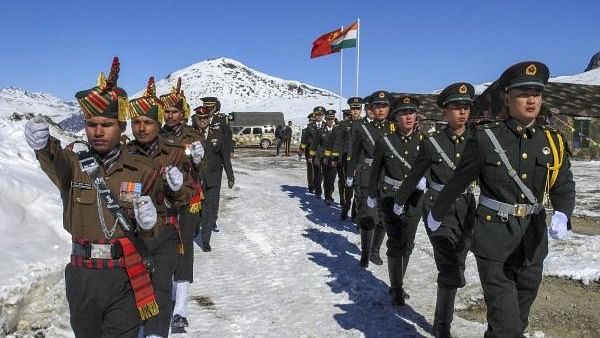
{"left": 133, "top": 57, "right": 341, "bottom": 120}
{"left": 0, "top": 87, "right": 80, "bottom": 122}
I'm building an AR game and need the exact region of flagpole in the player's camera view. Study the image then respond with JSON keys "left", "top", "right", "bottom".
{"left": 339, "top": 25, "right": 344, "bottom": 119}
{"left": 355, "top": 18, "right": 360, "bottom": 97}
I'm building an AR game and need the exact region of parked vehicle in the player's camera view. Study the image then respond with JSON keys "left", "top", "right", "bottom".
{"left": 232, "top": 125, "right": 277, "bottom": 149}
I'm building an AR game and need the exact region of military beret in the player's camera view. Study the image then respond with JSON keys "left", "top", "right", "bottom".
{"left": 347, "top": 96, "right": 363, "bottom": 108}
{"left": 499, "top": 61, "right": 549, "bottom": 91}
{"left": 393, "top": 95, "right": 420, "bottom": 112}
{"left": 313, "top": 106, "right": 326, "bottom": 115}
{"left": 370, "top": 90, "right": 392, "bottom": 105}
{"left": 437, "top": 82, "right": 475, "bottom": 107}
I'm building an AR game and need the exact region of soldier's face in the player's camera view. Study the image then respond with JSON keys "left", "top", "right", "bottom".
{"left": 366, "top": 108, "right": 374, "bottom": 119}
{"left": 198, "top": 117, "right": 210, "bottom": 129}
{"left": 131, "top": 116, "right": 159, "bottom": 145}
{"left": 85, "top": 116, "right": 125, "bottom": 154}
{"left": 204, "top": 104, "right": 217, "bottom": 115}
{"left": 326, "top": 118, "right": 335, "bottom": 127}
{"left": 350, "top": 107, "right": 362, "bottom": 119}
{"left": 164, "top": 108, "right": 183, "bottom": 127}
{"left": 444, "top": 103, "right": 471, "bottom": 130}
{"left": 395, "top": 111, "right": 416, "bottom": 131}
{"left": 372, "top": 103, "right": 389, "bottom": 121}
{"left": 504, "top": 87, "right": 543, "bottom": 124}
{"left": 314, "top": 114, "right": 323, "bottom": 122}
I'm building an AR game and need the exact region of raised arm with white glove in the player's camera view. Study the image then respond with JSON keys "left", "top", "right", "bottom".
{"left": 416, "top": 176, "right": 427, "bottom": 191}
{"left": 393, "top": 203, "right": 404, "bottom": 216}
{"left": 24, "top": 118, "right": 50, "bottom": 150}
{"left": 346, "top": 176, "right": 354, "bottom": 188}
{"left": 134, "top": 196, "right": 157, "bottom": 230}
{"left": 367, "top": 196, "right": 377, "bottom": 209}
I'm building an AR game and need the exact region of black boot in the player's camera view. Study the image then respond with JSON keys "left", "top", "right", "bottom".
{"left": 387, "top": 256, "right": 405, "bottom": 305}
{"left": 359, "top": 228, "right": 374, "bottom": 268}
{"left": 433, "top": 286, "right": 457, "bottom": 338}
{"left": 369, "top": 227, "right": 386, "bottom": 265}
{"left": 400, "top": 254, "right": 411, "bottom": 299}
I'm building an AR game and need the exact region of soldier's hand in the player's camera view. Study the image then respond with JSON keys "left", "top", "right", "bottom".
{"left": 190, "top": 141, "right": 205, "bottom": 164}
{"left": 165, "top": 166, "right": 183, "bottom": 192}
{"left": 549, "top": 211, "right": 568, "bottom": 240}
{"left": 367, "top": 196, "right": 377, "bottom": 209}
{"left": 133, "top": 196, "right": 157, "bottom": 230}
{"left": 323, "top": 158, "right": 329, "bottom": 166}
{"left": 330, "top": 160, "right": 337, "bottom": 167}
{"left": 345, "top": 176, "right": 354, "bottom": 188}
{"left": 416, "top": 177, "right": 427, "bottom": 191}
{"left": 426, "top": 211, "right": 441, "bottom": 232}
{"left": 24, "top": 117, "right": 50, "bottom": 150}
{"left": 228, "top": 178, "right": 235, "bottom": 189}
{"left": 393, "top": 203, "right": 404, "bottom": 216}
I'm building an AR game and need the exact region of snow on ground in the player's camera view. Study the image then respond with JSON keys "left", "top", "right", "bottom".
{"left": 1, "top": 118, "right": 599, "bottom": 336}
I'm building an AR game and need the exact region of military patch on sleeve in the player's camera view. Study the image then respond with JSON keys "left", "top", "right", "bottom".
{"left": 119, "top": 182, "right": 142, "bottom": 203}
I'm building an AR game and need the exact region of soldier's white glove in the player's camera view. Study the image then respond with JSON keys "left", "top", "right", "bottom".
{"left": 427, "top": 211, "right": 441, "bottom": 232}
{"left": 393, "top": 203, "right": 404, "bottom": 216}
{"left": 416, "top": 177, "right": 427, "bottom": 191}
{"left": 367, "top": 196, "right": 377, "bottom": 209}
{"left": 165, "top": 166, "right": 183, "bottom": 192}
{"left": 190, "top": 141, "right": 204, "bottom": 164}
{"left": 346, "top": 176, "right": 354, "bottom": 187}
{"left": 134, "top": 196, "right": 157, "bottom": 230}
{"left": 24, "top": 118, "right": 50, "bottom": 150}
{"left": 549, "top": 211, "right": 568, "bottom": 240}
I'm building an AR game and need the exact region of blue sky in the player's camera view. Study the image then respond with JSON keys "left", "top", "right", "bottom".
{"left": 1, "top": 0, "right": 598, "bottom": 100}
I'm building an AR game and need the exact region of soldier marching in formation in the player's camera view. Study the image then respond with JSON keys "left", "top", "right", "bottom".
{"left": 296, "top": 61, "right": 575, "bottom": 337}
{"left": 25, "top": 56, "right": 577, "bottom": 337}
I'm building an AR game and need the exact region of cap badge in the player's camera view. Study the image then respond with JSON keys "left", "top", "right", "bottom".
{"left": 526, "top": 64, "right": 537, "bottom": 76}
{"left": 459, "top": 84, "right": 468, "bottom": 94}
{"left": 403, "top": 97, "right": 411, "bottom": 103}
{"left": 378, "top": 92, "right": 385, "bottom": 98}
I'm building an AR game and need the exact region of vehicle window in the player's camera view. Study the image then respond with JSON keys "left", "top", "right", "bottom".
{"left": 252, "top": 127, "right": 262, "bottom": 134}
{"left": 232, "top": 127, "right": 244, "bottom": 133}
{"left": 241, "top": 128, "right": 252, "bottom": 135}
{"left": 263, "top": 126, "right": 274, "bottom": 133}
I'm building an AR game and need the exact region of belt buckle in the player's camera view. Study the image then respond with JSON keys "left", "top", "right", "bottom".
{"left": 514, "top": 204, "right": 527, "bottom": 218}
{"left": 90, "top": 244, "right": 112, "bottom": 259}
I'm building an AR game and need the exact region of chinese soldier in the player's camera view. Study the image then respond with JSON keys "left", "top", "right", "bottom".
{"left": 367, "top": 95, "right": 425, "bottom": 304}
{"left": 24, "top": 57, "right": 164, "bottom": 337}
{"left": 159, "top": 78, "right": 205, "bottom": 333}
{"left": 347, "top": 91, "right": 395, "bottom": 268}
{"left": 394, "top": 83, "right": 477, "bottom": 336}
{"left": 304, "top": 106, "right": 326, "bottom": 198}
{"left": 314, "top": 109, "right": 338, "bottom": 203}
{"left": 192, "top": 105, "right": 235, "bottom": 252}
{"left": 429, "top": 62, "right": 575, "bottom": 337}
{"left": 334, "top": 97, "right": 363, "bottom": 220}
{"left": 299, "top": 112, "right": 316, "bottom": 193}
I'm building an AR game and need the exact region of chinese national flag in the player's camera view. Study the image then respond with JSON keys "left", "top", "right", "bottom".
{"left": 310, "top": 27, "right": 343, "bottom": 58}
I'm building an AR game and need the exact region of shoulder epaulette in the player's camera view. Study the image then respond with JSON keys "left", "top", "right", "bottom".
{"left": 475, "top": 121, "right": 501, "bottom": 131}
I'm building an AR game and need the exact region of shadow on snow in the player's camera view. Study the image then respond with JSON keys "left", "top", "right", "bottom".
{"left": 281, "top": 184, "right": 433, "bottom": 338}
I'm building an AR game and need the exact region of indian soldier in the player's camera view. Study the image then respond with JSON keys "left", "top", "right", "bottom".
{"left": 191, "top": 97, "right": 234, "bottom": 237}
{"left": 159, "top": 78, "right": 205, "bottom": 333}
{"left": 429, "top": 62, "right": 575, "bottom": 337}
{"left": 304, "top": 106, "right": 326, "bottom": 198}
{"left": 314, "top": 109, "right": 338, "bottom": 204}
{"left": 347, "top": 91, "right": 395, "bottom": 268}
{"left": 127, "top": 76, "right": 197, "bottom": 337}
{"left": 298, "top": 112, "right": 316, "bottom": 193}
{"left": 394, "top": 83, "right": 476, "bottom": 336}
{"left": 192, "top": 105, "right": 235, "bottom": 252}
{"left": 366, "top": 95, "right": 426, "bottom": 304}
{"left": 334, "top": 97, "right": 363, "bottom": 220}
{"left": 24, "top": 57, "right": 164, "bottom": 337}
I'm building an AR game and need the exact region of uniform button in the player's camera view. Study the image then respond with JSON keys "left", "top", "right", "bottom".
{"left": 521, "top": 173, "right": 527, "bottom": 179}
{"left": 404, "top": 150, "right": 408, "bottom": 155}
{"left": 522, "top": 153, "right": 528, "bottom": 159}
{"left": 76, "top": 197, "right": 81, "bottom": 202}
{"left": 485, "top": 215, "right": 492, "bottom": 221}
{"left": 517, "top": 125, "right": 523, "bottom": 132}
{"left": 520, "top": 193, "right": 526, "bottom": 199}
{"left": 496, "top": 161, "right": 501, "bottom": 166}
{"left": 456, "top": 153, "right": 461, "bottom": 158}
{"left": 452, "top": 135, "right": 457, "bottom": 140}
{"left": 523, "top": 134, "right": 528, "bottom": 139}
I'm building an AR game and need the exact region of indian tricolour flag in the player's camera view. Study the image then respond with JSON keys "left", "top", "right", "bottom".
{"left": 331, "top": 21, "right": 358, "bottom": 52}
{"left": 310, "top": 21, "right": 359, "bottom": 58}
